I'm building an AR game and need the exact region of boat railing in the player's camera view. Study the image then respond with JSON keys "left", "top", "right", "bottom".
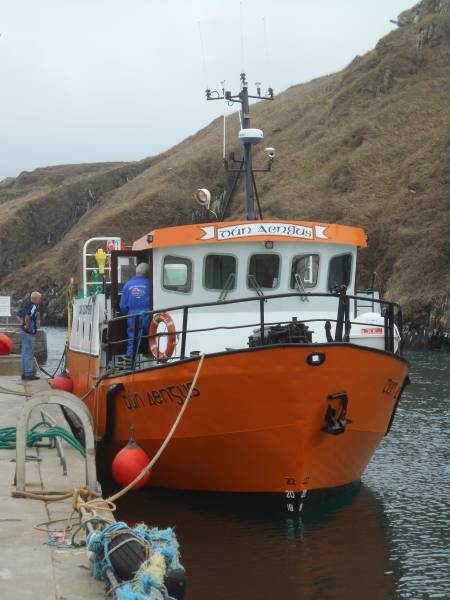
{"left": 104, "top": 290, "right": 403, "bottom": 369}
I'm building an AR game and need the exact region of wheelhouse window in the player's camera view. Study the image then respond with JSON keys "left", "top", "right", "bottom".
{"left": 162, "top": 256, "right": 192, "bottom": 292}
{"left": 290, "top": 255, "right": 319, "bottom": 289}
{"left": 248, "top": 254, "right": 280, "bottom": 289}
{"left": 204, "top": 254, "right": 236, "bottom": 290}
{"left": 328, "top": 254, "right": 352, "bottom": 292}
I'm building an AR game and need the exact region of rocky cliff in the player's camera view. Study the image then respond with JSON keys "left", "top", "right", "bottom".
{"left": 1, "top": 0, "right": 449, "bottom": 340}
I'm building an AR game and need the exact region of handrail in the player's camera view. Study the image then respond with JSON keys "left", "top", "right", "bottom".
{"left": 109, "top": 316, "right": 397, "bottom": 345}
{"left": 108, "top": 291, "right": 402, "bottom": 324}
{"left": 107, "top": 290, "right": 403, "bottom": 358}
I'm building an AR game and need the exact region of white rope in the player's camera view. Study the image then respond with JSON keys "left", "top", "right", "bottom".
{"left": 106, "top": 353, "right": 205, "bottom": 503}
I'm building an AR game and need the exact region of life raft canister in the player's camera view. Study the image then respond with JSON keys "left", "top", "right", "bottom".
{"left": 148, "top": 312, "right": 177, "bottom": 360}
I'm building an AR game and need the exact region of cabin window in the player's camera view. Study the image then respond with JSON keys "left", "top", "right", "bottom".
{"left": 204, "top": 254, "right": 237, "bottom": 290}
{"left": 162, "top": 255, "right": 192, "bottom": 292}
{"left": 248, "top": 254, "right": 280, "bottom": 289}
{"left": 290, "top": 255, "right": 319, "bottom": 289}
{"left": 328, "top": 254, "right": 352, "bottom": 292}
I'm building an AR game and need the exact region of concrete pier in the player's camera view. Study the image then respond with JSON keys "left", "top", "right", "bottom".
{"left": 0, "top": 375, "right": 106, "bottom": 599}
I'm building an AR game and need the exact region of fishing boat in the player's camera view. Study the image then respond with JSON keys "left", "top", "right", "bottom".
{"left": 66, "top": 74, "right": 409, "bottom": 510}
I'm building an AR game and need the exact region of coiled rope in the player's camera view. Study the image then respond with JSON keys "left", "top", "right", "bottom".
{"left": 0, "top": 420, "right": 85, "bottom": 455}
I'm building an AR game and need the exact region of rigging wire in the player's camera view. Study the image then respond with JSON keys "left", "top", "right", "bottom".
{"left": 221, "top": 79, "right": 227, "bottom": 160}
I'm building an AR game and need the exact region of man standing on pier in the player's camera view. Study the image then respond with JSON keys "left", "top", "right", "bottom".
{"left": 16, "top": 291, "right": 42, "bottom": 381}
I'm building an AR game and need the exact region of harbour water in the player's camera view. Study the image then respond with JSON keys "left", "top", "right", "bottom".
{"left": 43, "top": 328, "right": 450, "bottom": 600}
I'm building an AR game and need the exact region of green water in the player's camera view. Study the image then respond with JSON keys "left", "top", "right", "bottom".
{"left": 44, "top": 332, "right": 450, "bottom": 599}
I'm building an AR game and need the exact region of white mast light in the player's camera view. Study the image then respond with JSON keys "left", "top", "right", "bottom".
{"left": 195, "top": 188, "right": 211, "bottom": 208}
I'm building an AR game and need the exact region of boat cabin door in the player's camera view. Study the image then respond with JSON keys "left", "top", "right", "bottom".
{"left": 107, "top": 248, "right": 152, "bottom": 359}
{"left": 110, "top": 249, "right": 152, "bottom": 318}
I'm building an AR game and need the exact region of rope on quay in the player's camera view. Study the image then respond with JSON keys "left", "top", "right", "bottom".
{"left": 0, "top": 384, "right": 31, "bottom": 397}
{"left": 34, "top": 345, "right": 67, "bottom": 379}
{"left": 9, "top": 366, "right": 116, "bottom": 503}
{"left": 0, "top": 421, "right": 86, "bottom": 455}
{"left": 10, "top": 354, "right": 205, "bottom": 599}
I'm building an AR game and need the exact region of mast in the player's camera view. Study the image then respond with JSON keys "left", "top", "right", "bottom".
{"left": 206, "top": 73, "right": 274, "bottom": 220}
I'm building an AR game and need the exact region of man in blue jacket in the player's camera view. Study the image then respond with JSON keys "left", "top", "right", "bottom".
{"left": 119, "top": 263, "right": 151, "bottom": 362}
{"left": 16, "top": 291, "right": 42, "bottom": 380}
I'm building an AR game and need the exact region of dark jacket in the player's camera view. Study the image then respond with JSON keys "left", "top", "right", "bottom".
{"left": 16, "top": 300, "right": 39, "bottom": 335}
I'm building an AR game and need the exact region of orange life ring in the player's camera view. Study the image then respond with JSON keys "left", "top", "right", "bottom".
{"left": 148, "top": 312, "right": 177, "bottom": 360}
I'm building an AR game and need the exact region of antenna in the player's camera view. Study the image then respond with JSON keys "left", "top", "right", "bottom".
{"left": 206, "top": 74, "right": 275, "bottom": 220}
{"left": 262, "top": 17, "right": 272, "bottom": 88}
{"left": 197, "top": 21, "right": 209, "bottom": 89}
{"left": 240, "top": 1, "right": 245, "bottom": 71}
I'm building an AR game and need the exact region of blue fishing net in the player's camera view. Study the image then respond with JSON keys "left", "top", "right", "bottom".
{"left": 87, "top": 521, "right": 182, "bottom": 599}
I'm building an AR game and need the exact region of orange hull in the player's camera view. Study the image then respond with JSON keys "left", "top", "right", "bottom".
{"left": 67, "top": 345, "right": 408, "bottom": 494}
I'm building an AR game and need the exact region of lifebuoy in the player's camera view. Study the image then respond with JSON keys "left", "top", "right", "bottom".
{"left": 148, "top": 312, "right": 177, "bottom": 360}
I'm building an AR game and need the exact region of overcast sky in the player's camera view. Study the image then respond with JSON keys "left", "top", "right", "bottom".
{"left": 1, "top": 0, "right": 415, "bottom": 182}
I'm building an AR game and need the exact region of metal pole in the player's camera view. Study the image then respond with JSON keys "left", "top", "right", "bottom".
{"left": 397, "top": 307, "right": 403, "bottom": 352}
{"left": 180, "top": 307, "right": 188, "bottom": 359}
{"left": 384, "top": 306, "right": 389, "bottom": 352}
{"left": 335, "top": 292, "right": 346, "bottom": 342}
{"left": 240, "top": 76, "right": 255, "bottom": 220}
{"left": 243, "top": 144, "right": 255, "bottom": 220}
{"left": 260, "top": 298, "right": 265, "bottom": 345}
{"left": 388, "top": 304, "right": 395, "bottom": 353}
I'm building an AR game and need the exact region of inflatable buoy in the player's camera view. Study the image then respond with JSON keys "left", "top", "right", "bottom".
{"left": 112, "top": 441, "right": 152, "bottom": 490}
{"left": 148, "top": 312, "right": 177, "bottom": 360}
{"left": 50, "top": 373, "right": 74, "bottom": 393}
{"left": 0, "top": 333, "right": 13, "bottom": 356}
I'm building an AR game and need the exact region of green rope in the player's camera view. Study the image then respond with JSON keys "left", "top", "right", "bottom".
{"left": 0, "top": 421, "right": 85, "bottom": 456}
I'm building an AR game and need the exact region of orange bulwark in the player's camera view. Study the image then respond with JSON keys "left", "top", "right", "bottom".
{"left": 67, "top": 344, "right": 408, "bottom": 495}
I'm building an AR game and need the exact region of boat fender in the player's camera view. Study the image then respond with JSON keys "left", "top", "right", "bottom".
{"left": 322, "top": 392, "right": 351, "bottom": 435}
{"left": 112, "top": 440, "right": 152, "bottom": 489}
{"left": 165, "top": 567, "right": 187, "bottom": 600}
{"left": 0, "top": 333, "right": 13, "bottom": 355}
{"left": 50, "top": 373, "right": 74, "bottom": 393}
{"left": 108, "top": 529, "right": 147, "bottom": 581}
{"left": 149, "top": 312, "right": 177, "bottom": 360}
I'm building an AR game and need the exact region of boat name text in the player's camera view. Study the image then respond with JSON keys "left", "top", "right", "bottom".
{"left": 122, "top": 381, "right": 200, "bottom": 410}
{"left": 200, "top": 223, "right": 328, "bottom": 241}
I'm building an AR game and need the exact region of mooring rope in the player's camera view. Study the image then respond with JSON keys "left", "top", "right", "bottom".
{"left": 106, "top": 352, "right": 205, "bottom": 504}
{"left": 11, "top": 354, "right": 205, "bottom": 509}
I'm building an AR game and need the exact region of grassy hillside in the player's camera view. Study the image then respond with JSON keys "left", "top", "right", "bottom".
{"left": 1, "top": 1, "right": 449, "bottom": 329}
